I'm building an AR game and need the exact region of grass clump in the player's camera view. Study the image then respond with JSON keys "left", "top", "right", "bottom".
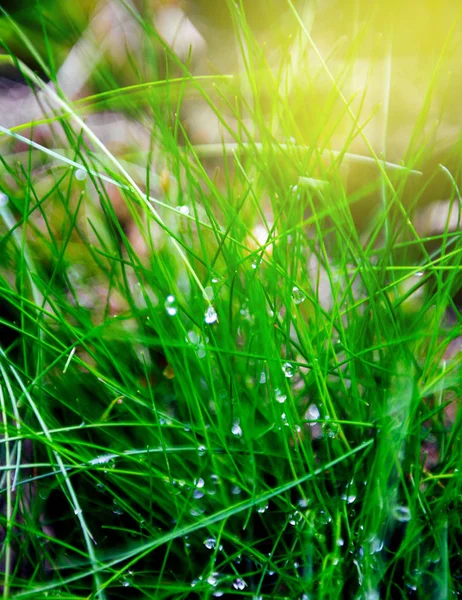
{"left": 0, "top": 1, "right": 461, "bottom": 598}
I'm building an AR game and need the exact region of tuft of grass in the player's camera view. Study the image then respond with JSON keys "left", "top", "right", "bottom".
{"left": 0, "top": 1, "right": 461, "bottom": 599}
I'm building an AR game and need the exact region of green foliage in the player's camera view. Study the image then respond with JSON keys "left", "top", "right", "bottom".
{"left": 0, "top": 2, "right": 461, "bottom": 599}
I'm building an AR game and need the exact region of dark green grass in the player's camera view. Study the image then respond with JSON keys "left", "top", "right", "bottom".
{"left": 0, "top": 1, "right": 461, "bottom": 599}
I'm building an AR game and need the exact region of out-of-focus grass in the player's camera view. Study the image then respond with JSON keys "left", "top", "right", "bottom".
{"left": 0, "top": 1, "right": 461, "bottom": 599}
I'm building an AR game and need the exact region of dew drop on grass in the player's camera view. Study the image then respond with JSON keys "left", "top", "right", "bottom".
{"left": 204, "top": 537, "right": 216, "bottom": 550}
{"left": 259, "top": 371, "right": 267, "bottom": 384}
{"left": 319, "top": 510, "right": 332, "bottom": 525}
{"left": 275, "top": 388, "right": 287, "bottom": 403}
{"left": 231, "top": 485, "right": 241, "bottom": 495}
{"left": 392, "top": 505, "right": 411, "bottom": 522}
{"left": 307, "top": 404, "right": 320, "bottom": 421}
{"left": 193, "top": 489, "right": 204, "bottom": 499}
{"left": 366, "top": 535, "right": 384, "bottom": 555}
{"left": 282, "top": 362, "right": 296, "bottom": 378}
{"left": 231, "top": 419, "right": 243, "bottom": 437}
{"left": 165, "top": 295, "right": 177, "bottom": 316}
{"left": 178, "top": 204, "right": 190, "bottom": 215}
{"left": 187, "top": 330, "right": 200, "bottom": 345}
{"left": 363, "top": 590, "right": 380, "bottom": 600}
{"left": 113, "top": 500, "right": 124, "bottom": 515}
{"left": 75, "top": 168, "right": 87, "bottom": 181}
{"left": 96, "top": 483, "right": 105, "bottom": 492}
{"left": 292, "top": 286, "right": 305, "bottom": 304}
{"left": 289, "top": 511, "right": 303, "bottom": 526}
{"left": 232, "top": 578, "right": 247, "bottom": 590}
{"left": 198, "top": 445, "right": 206, "bottom": 456}
{"left": 74, "top": 508, "right": 82, "bottom": 516}
{"left": 256, "top": 500, "right": 269, "bottom": 513}
{"left": 204, "top": 285, "right": 214, "bottom": 300}
{"left": 207, "top": 572, "right": 219, "bottom": 586}
{"left": 204, "top": 306, "right": 218, "bottom": 324}
{"left": 323, "top": 417, "right": 339, "bottom": 438}
{"left": 90, "top": 454, "right": 114, "bottom": 466}
{"left": 0, "top": 193, "right": 9, "bottom": 207}
{"left": 212, "top": 591, "right": 224, "bottom": 598}
{"left": 120, "top": 575, "right": 133, "bottom": 588}
{"left": 341, "top": 481, "right": 358, "bottom": 504}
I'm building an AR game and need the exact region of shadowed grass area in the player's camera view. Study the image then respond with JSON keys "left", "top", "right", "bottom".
{"left": 0, "top": 1, "right": 461, "bottom": 599}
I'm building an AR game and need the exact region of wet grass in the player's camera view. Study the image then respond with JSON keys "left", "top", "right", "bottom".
{"left": 0, "top": 1, "right": 461, "bottom": 599}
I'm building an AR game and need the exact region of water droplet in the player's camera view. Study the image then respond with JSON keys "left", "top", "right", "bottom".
{"left": 96, "top": 483, "right": 105, "bottom": 492}
{"left": 232, "top": 578, "right": 247, "bottom": 591}
{"left": 292, "top": 286, "right": 306, "bottom": 304}
{"left": 306, "top": 404, "right": 320, "bottom": 421}
{"left": 365, "top": 535, "right": 384, "bottom": 555}
{"left": 259, "top": 371, "right": 267, "bottom": 384}
{"left": 323, "top": 417, "right": 340, "bottom": 438}
{"left": 256, "top": 500, "right": 269, "bottom": 513}
{"left": 75, "top": 168, "right": 87, "bottom": 181}
{"left": 231, "top": 419, "right": 243, "bottom": 437}
{"left": 165, "top": 295, "right": 177, "bottom": 316}
{"left": 198, "top": 445, "right": 207, "bottom": 456}
{"left": 204, "top": 286, "right": 214, "bottom": 300}
{"left": 341, "top": 482, "right": 357, "bottom": 504}
{"left": 193, "top": 489, "right": 204, "bottom": 499}
{"left": 275, "top": 388, "right": 287, "bottom": 403}
{"left": 392, "top": 505, "right": 411, "bottom": 522}
{"left": 207, "top": 572, "right": 219, "bottom": 586}
{"left": 90, "top": 454, "right": 115, "bottom": 466}
{"left": 282, "top": 361, "right": 296, "bottom": 378}
{"left": 187, "top": 330, "right": 200, "bottom": 345}
{"left": 362, "top": 590, "right": 380, "bottom": 600}
{"left": 336, "top": 537, "right": 345, "bottom": 546}
{"left": 195, "top": 477, "right": 205, "bottom": 488}
{"left": 204, "top": 537, "right": 216, "bottom": 550}
{"left": 289, "top": 511, "right": 303, "bottom": 526}
{"left": 0, "top": 193, "right": 8, "bottom": 207}
{"left": 120, "top": 576, "right": 132, "bottom": 588}
{"left": 74, "top": 508, "right": 82, "bottom": 516}
{"left": 178, "top": 205, "right": 190, "bottom": 215}
{"left": 204, "top": 306, "right": 218, "bottom": 324}
{"left": 212, "top": 592, "right": 224, "bottom": 598}
{"left": 113, "top": 500, "right": 124, "bottom": 515}
{"left": 319, "top": 510, "right": 332, "bottom": 525}
{"left": 231, "top": 485, "right": 241, "bottom": 495}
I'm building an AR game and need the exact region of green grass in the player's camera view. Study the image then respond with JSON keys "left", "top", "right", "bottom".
{"left": 0, "top": 1, "right": 461, "bottom": 598}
